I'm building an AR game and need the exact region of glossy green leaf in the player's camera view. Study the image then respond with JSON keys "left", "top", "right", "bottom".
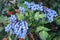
{"left": 36, "top": 26, "right": 50, "bottom": 32}
{"left": 39, "top": 31, "right": 49, "bottom": 40}
{"left": 9, "top": 37, "right": 12, "bottom": 40}
{"left": 36, "top": 26, "right": 44, "bottom": 32}
{"left": 0, "top": 27, "right": 3, "bottom": 32}
{"left": 28, "top": 22, "right": 32, "bottom": 26}
{"left": 56, "top": 19, "right": 60, "bottom": 25}
{"left": 16, "top": 14, "right": 24, "bottom": 20}
{"left": 43, "top": 27, "right": 51, "bottom": 31}
{"left": 39, "top": 14, "right": 46, "bottom": 18}
{"left": 34, "top": 12, "right": 40, "bottom": 20}
{"left": 24, "top": 12, "right": 29, "bottom": 16}
{"left": 54, "top": 16, "right": 60, "bottom": 25}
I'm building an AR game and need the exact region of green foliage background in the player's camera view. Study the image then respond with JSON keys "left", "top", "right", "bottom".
{"left": 0, "top": 0, "right": 60, "bottom": 40}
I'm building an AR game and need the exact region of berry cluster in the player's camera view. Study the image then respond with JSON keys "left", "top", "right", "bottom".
{"left": 42, "top": 7, "right": 58, "bottom": 22}
{"left": 24, "top": 1, "right": 43, "bottom": 11}
{"left": 19, "top": 6, "right": 25, "bottom": 14}
{"left": 24, "top": 1, "right": 58, "bottom": 22}
{"left": 5, "top": 15, "right": 28, "bottom": 38}
{"left": 8, "top": 15, "right": 17, "bottom": 22}
{"left": 14, "top": 20, "right": 28, "bottom": 38}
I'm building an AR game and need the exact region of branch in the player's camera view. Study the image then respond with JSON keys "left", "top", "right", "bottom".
{"left": 27, "top": 32, "right": 35, "bottom": 40}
